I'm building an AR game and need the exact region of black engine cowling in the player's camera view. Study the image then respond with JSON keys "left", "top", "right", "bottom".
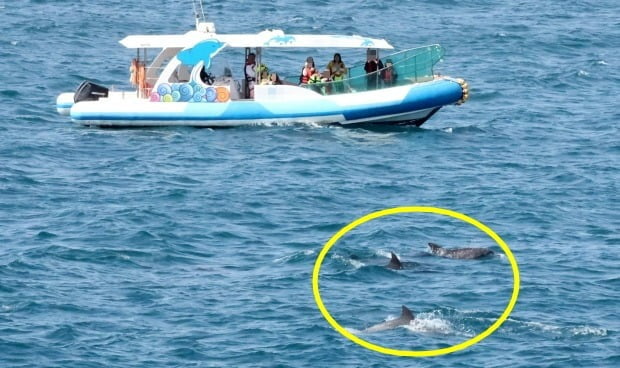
{"left": 74, "top": 81, "right": 109, "bottom": 103}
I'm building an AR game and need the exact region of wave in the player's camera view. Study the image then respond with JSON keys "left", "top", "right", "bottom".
{"left": 499, "top": 318, "right": 610, "bottom": 338}
{"left": 273, "top": 249, "right": 316, "bottom": 264}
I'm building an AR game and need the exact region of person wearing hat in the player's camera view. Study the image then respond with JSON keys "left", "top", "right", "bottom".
{"left": 382, "top": 59, "right": 397, "bottom": 86}
{"left": 299, "top": 56, "right": 317, "bottom": 84}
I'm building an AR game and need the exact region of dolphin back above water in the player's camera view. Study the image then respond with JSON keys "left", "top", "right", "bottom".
{"left": 387, "top": 252, "right": 403, "bottom": 269}
{"left": 361, "top": 305, "right": 415, "bottom": 333}
{"left": 428, "top": 242, "right": 494, "bottom": 259}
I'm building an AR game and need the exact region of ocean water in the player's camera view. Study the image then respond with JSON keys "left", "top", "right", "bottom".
{"left": 1, "top": 0, "right": 619, "bottom": 367}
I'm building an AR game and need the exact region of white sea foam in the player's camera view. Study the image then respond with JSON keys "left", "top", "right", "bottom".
{"left": 571, "top": 326, "right": 608, "bottom": 336}
{"left": 247, "top": 120, "right": 324, "bottom": 129}
{"left": 577, "top": 70, "right": 589, "bottom": 77}
{"left": 331, "top": 253, "right": 365, "bottom": 269}
{"left": 376, "top": 249, "right": 392, "bottom": 258}
{"left": 273, "top": 249, "right": 315, "bottom": 263}
{"left": 348, "top": 258, "right": 365, "bottom": 269}
{"left": 507, "top": 319, "right": 606, "bottom": 337}
{"left": 521, "top": 320, "right": 562, "bottom": 334}
{"left": 404, "top": 316, "right": 455, "bottom": 335}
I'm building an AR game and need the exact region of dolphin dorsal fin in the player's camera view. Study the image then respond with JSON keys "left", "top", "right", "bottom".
{"left": 428, "top": 242, "right": 442, "bottom": 252}
{"left": 401, "top": 305, "right": 414, "bottom": 321}
{"left": 389, "top": 252, "right": 403, "bottom": 269}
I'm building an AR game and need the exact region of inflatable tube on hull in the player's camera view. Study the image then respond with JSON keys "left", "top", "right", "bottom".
{"left": 56, "top": 92, "right": 75, "bottom": 116}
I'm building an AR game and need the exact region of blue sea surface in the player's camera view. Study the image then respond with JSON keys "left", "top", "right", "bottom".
{"left": 1, "top": 0, "right": 619, "bottom": 367}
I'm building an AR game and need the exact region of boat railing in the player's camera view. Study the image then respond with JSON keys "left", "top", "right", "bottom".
{"left": 299, "top": 44, "right": 444, "bottom": 95}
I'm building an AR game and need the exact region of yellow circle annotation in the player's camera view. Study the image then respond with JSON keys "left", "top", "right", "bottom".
{"left": 311, "top": 206, "right": 520, "bottom": 357}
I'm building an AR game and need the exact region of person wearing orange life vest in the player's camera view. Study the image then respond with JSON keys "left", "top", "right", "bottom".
{"left": 299, "top": 56, "right": 317, "bottom": 84}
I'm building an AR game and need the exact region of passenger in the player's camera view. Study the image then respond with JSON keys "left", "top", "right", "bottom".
{"left": 327, "top": 53, "right": 346, "bottom": 93}
{"left": 307, "top": 70, "right": 323, "bottom": 93}
{"left": 382, "top": 59, "right": 397, "bottom": 86}
{"left": 364, "top": 50, "right": 383, "bottom": 90}
{"left": 320, "top": 70, "right": 332, "bottom": 94}
{"left": 244, "top": 52, "right": 256, "bottom": 98}
{"left": 308, "top": 71, "right": 322, "bottom": 84}
{"left": 257, "top": 64, "right": 270, "bottom": 85}
{"left": 299, "top": 56, "right": 317, "bottom": 84}
{"left": 267, "top": 73, "right": 283, "bottom": 85}
{"left": 327, "top": 53, "right": 346, "bottom": 80}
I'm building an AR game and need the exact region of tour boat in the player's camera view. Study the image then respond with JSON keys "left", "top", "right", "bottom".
{"left": 55, "top": 6, "right": 468, "bottom": 127}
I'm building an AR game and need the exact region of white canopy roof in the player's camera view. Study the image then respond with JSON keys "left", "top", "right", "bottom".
{"left": 119, "top": 29, "right": 393, "bottom": 49}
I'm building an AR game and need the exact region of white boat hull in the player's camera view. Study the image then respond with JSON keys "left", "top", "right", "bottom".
{"left": 57, "top": 78, "right": 464, "bottom": 127}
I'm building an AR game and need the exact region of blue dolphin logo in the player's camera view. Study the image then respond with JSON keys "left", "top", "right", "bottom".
{"left": 177, "top": 40, "right": 227, "bottom": 69}
{"left": 264, "top": 35, "right": 296, "bottom": 46}
{"left": 361, "top": 39, "right": 375, "bottom": 47}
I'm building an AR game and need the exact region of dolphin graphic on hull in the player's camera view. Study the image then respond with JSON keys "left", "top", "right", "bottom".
{"left": 362, "top": 305, "right": 415, "bottom": 333}
{"left": 428, "top": 242, "right": 494, "bottom": 259}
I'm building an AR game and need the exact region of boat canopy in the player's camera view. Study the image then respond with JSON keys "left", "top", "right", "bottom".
{"left": 120, "top": 29, "right": 393, "bottom": 49}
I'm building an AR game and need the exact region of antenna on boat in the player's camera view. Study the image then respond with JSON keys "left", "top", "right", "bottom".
{"left": 192, "top": 0, "right": 215, "bottom": 33}
{"left": 192, "top": 0, "right": 206, "bottom": 25}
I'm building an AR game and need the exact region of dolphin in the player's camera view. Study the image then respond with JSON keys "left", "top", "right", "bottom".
{"left": 387, "top": 252, "right": 403, "bottom": 270}
{"left": 428, "top": 242, "right": 494, "bottom": 259}
{"left": 362, "top": 305, "right": 415, "bottom": 333}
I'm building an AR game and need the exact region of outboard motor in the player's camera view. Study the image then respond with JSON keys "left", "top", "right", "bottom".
{"left": 74, "top": 81, "right": 109, "bottom": 103}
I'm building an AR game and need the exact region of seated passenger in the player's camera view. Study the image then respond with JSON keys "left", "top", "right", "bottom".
{"left": 327, "top": 53, "right": 346, "bottom": 93}
{"left": 382, "top": 59, "right": 398, "bottom": 86}
{"left": 320, "top": 70, "right": 332, "bottom": 94}
{"left": 257, "top": 64, "right": 270, "bottom": 84}
{"left": 306, "top": 71, "right": 325, "bottom": 94}
{"left": 266, "top": 73, "right": 283, "bottom": 85}
{"left": 299, "top": 56, "right": 317, "bottom": 84}
{"left": 327, "top": 53, "right": 346, "bottom": 81}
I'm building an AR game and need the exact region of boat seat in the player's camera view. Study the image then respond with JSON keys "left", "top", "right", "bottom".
{"left": 170, "top": 65, "right": 191, "bottom": 83}
{"left": 214, "top": 77, "right": 240, "bottom": 100}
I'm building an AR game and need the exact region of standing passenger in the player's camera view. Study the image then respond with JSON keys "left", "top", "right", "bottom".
{"left": 244, "top": 52, "right": 256, "bottom": 98}
{"left": 364, "top": 49, "right": 383, "bottom": 90}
